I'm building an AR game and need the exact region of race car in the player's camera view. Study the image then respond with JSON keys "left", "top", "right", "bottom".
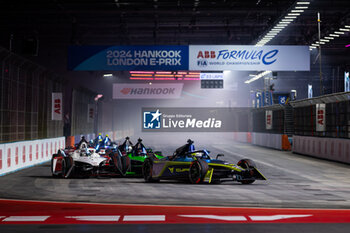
{"left": 51, "top": 137, "right": 130, "bottom": 178}
{"left": 118, "top": 137, "right": 163, "bottom": 176}
{"left": 142, "top": 139, "right": 266, "bottom": 184}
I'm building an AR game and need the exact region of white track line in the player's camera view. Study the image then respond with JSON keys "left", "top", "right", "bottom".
{"left": 2, "top": 216, "right": 50, "bottom": 222}
{"left": 123, "top": 215, "right": 165, "bottom": 221}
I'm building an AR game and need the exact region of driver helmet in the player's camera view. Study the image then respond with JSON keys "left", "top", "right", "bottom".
{"left": 127, "top": 145, "right": 133, "bottom": 153}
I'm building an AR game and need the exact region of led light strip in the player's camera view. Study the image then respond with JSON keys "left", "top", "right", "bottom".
{"left": 309, "top": 25, "right": 350, "bottom": 50}
{"left": 255, "top": 1, "right": 310, "bottom": 46}
{"left": 244, "top": 71, "right": 272, "bottom": 84}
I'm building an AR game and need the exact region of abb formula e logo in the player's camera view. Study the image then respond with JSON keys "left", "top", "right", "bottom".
{"left": 143, "top": 109, "right": 162, "bottom": 129}
{"left": 195, "top": 49, "right": 279, "bottom": 65}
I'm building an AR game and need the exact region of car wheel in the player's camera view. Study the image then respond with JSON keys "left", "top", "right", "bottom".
{"left": 189, "top": 160, "right": 208, "bottom": 184}
{"left": 62, "top": 157, "right": 73, "bottom": 179}
{"left": 51, "top": 154, "right": 60, "bottom": 178}
{"left": 237, "top": 159, "right": 256, "bottom": 184}
{"left": 121, "top": 156, "right": 131, "bottom": 175}
{"left": 143, "top": 158, "right": 158, "bottom": 182}
{"left": 61, "top": 159, "right": 67, "bottom": 178}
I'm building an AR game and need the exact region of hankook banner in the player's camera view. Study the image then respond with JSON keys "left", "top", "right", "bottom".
{"left": 189, "top": 45, "right": 310, "bottom": 71}
{"left": 142, "top": 108, "right": 250, "bottom": 132}
{"left": 68, "top": 45, "right": 310, "bottom": 71}
{"left": 114, "top": 83, "right": 183, "bottom": 99}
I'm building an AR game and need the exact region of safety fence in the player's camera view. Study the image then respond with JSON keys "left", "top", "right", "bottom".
{"left": 0, "top": 137, "right": 65, "bottom": 176}
{"left": 292, "top": 93, "right": 350, "bottom": 138}
{"left": 0, "top": 47, "right": 63, "bottom": 143}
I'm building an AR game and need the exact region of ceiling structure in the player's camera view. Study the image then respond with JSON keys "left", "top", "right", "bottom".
{"left": 1, "top": 0, "right": 349, "bottom": 49}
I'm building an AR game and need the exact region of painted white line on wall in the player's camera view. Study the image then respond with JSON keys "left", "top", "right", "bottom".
{"left": 123, "top": 215, "right": 166, "bottom": 221}
{"left": 249, "top": 214, "right": 313, "bottom": 221}
{"left": 2, "top": 216, "right": 50, "bottom": 222}
{"left": 179, "top": 215, "right": 247, "bottom": 221}
{"left": 65, "top": 216, "right": 120, "bottom": 221}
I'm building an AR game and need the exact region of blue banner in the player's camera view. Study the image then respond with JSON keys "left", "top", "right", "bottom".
{"left": 68, "top": 45, "right": 189, "bottom": 71}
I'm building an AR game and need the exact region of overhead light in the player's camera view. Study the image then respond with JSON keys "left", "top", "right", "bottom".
{"left": 324, "top": 36, "right": 334, "bottom": 40}
{"left": 329, "top": 34, "right": 340, "bottom": 37}
{"left": 335, "top": 31, "right": 345, "bottom": 34}
{"left": 319, "top": 41, "right": 326, "bottom": 45}
{"left": 310, "top": 46, "right": 316, "bottom": 48}
{"left": 245, "top": 71, "right": 272, "bottom": 84}
{"left": 103, "top": 73, "right": 113, "bottom": 77}
{"left": 345, "top": 25, "right": 350, "bottom": 28}
{"left": 255, "top": 1, "right": 310, "bottom": 46}
{"left": 94, "top": 94, "right": 104, "bottom": 101}
{"left": 311, "top": 43, "right": 319, "bottom": 46}
{"left": 339, "top": 28, "right": 350, "bottom": 31}
{"left": 320, "top": 39, "right": 330, "bottom": 42}
{"left": 296, "top": 1, "right": 310, "bottom": 4}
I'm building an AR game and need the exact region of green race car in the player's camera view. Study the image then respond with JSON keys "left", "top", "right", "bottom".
{"left": 118, "top": 137, "right": 163, "bottom": 176}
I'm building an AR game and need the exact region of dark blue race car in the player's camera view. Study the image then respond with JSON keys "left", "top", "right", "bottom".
{"left": 142, "top": 139, "right": 267, "bottom": 184}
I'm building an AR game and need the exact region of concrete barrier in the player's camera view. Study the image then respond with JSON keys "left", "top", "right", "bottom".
{"left": 0, "top": 137, "right": 65, "bottom": 176}
{"left": 251, "top": 132, "right": 283, "bottom": 150}
{"left": 293, "top": 135, "right": 350, "bottom": 164}
{"left": 233, "top": 132, "right": 251, "bottom": 143}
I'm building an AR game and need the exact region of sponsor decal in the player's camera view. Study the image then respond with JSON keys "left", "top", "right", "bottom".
{"left": 266, "top": 110, "right": 273, "bottom": 130}
{"left": 113, "top": 83, "right": 183, "bottom": 99}
{"left": 52, "top": 93, "right": 63, "bottom": 121}
{"left": 316, "top": 103, "right": 326, "bottom": 131}
{"left": 142, "top": 108, "right": 250, "bottom": 132}
{"left": 189, "top": 45, "right": 310, "bottom": 71}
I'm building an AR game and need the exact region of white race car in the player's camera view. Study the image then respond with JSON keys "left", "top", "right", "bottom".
{"left": 51, "top": 141, "right": 130, "bottom": 178}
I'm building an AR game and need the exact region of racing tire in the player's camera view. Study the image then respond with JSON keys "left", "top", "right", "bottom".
{"left": 189, "top": 160, "right": 209, "bottom": 184}
{"left": 62, "top": 157, "right": 74, "bottom": 179}
{"left": 143, "top": 158, "right": 159, "bottom": 183}
{"left": 121, "top": 156, "right": 131, "bottom": 176}
{"left": 51, "top": 154, "right": 60, "bottom": 178}
{"left": 110, "top": 152, "right": 123, "bottom": 175}
{"left": 237, "top": 159, "right": 256, "bottom": 184}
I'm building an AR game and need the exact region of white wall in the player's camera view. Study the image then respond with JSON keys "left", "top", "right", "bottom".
{"left": 0, "top": 137, "right": 65, "bottom": 176}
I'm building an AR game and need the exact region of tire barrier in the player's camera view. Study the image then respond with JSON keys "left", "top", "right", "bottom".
{"left": 293, "top": 135, "right": 350, "bottom": 164}
{"left": 0, "top": 137, "right": 65, "bottom": 176}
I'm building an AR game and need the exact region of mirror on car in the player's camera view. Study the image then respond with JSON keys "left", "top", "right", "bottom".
{"left": 216, "top": 154, "right": 224, "bottom": 160}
